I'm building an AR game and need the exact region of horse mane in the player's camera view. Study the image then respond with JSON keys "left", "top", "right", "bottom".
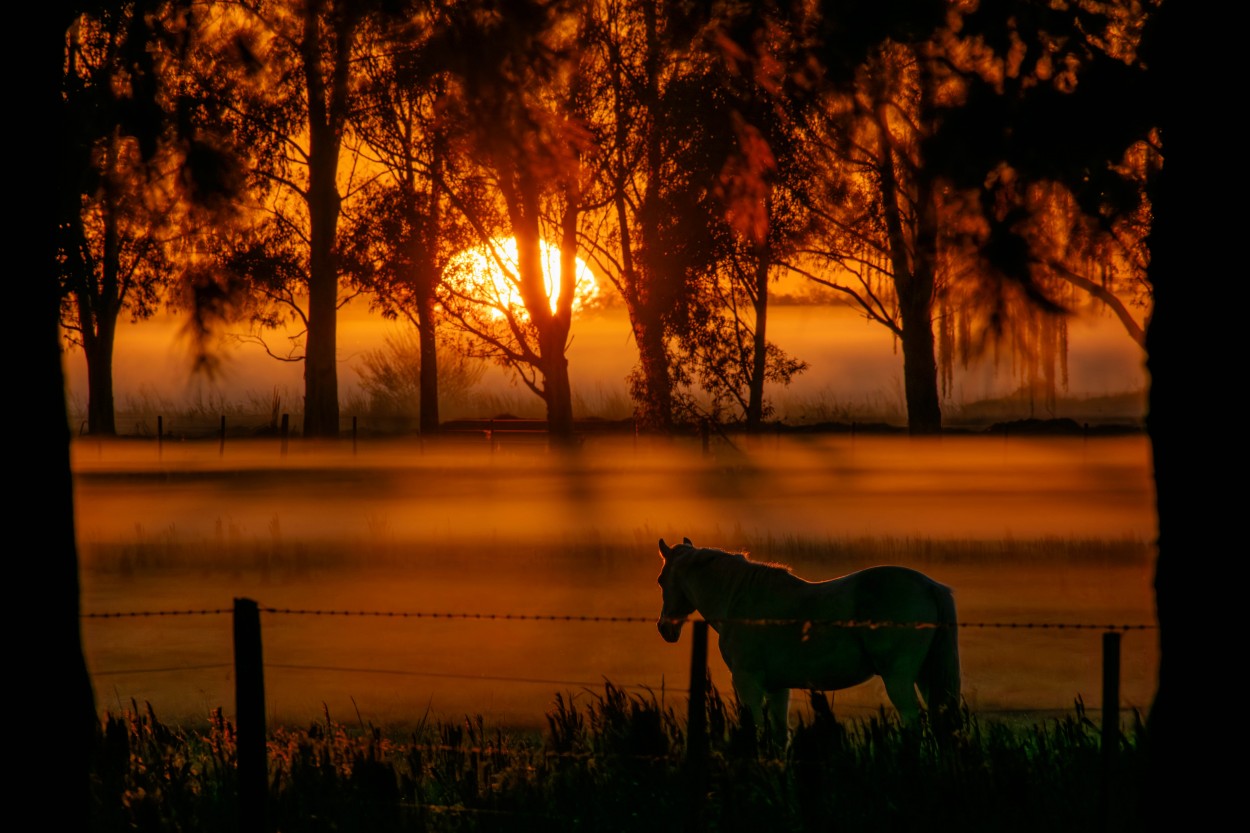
{"left": 694, "top": 546, "right": 796, "bottom": 578}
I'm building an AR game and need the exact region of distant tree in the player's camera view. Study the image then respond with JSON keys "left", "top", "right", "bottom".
{"left": 680, "top": 3, "right": 819, "bottom": 430}
{"left": 341, "top": 7, "right": 475, "bottom": 435}
{"left": 587, "top": 0, "right": 815, "bottom": 431}
{"left": 788, "top": 1, "right": 1152, "bottom": 432}
{"left": 193, "top": 0, "right": 370, "bottom": 438}
{"left": 59, "top": 4, "right": 241, "bottom": 435}
{"left": 428, "top": 0, "right": 600, "bottom": 442}
{"left": 582, "top": 0, "right": 702, "bottom": 431}
{"left": 789, "top": 28, "right": 1002, "bottom": 435}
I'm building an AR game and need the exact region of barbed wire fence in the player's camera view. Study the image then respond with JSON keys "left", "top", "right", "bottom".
{"left": 83, "top": 600, "right": 1155, "bottom": 831}
{"left": 82, "top": 604, "right": 1156, "bottom": 696}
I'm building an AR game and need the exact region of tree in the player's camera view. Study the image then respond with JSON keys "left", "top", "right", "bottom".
{"left": 61, "top": 8, "right": 168, "bottom": 436}
{"left": 47, "top": 10, "right": 97, "bottom": 817}
{"left": 429, "top": 0, "right": 599, "bottom": 442}
{"left": 789, "top": 1, "right": 1153, "bottom": 432}
{"left": 682, "top": 3, "right": 819, "bottom": 430}
{"left": 342, "top": 6, "right": 472, "bottom": 435}
{"left": 196, "top": 0, "right": 368, "bottom": 438}
{"left": 587, "top": 0, "right": 814, "bottom": 431}
{"left": 583, "top": 0, "right": 699, "bottom": 431}
{"left": 1134, "top": 0, "right": 1226, "bottom": 819}
{"left": 59, "top": 4, "right": 242, "bottom": 435}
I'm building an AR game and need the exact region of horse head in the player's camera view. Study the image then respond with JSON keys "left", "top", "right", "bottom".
{"left": 656, "top": 537, "right": 697, "bottom": 642}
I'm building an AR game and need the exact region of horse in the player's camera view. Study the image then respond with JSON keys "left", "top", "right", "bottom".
{"left": 655, "top": 537, "right": 961, "bottom": 738}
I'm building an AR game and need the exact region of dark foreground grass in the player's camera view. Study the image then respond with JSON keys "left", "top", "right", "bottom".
{"left": 90, "top": 683, "right": 1146, "bottom": 833}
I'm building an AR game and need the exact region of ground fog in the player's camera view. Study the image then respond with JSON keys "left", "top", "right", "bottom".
{"left": 74, "top": 433, "right": 1158, "bottom": 731}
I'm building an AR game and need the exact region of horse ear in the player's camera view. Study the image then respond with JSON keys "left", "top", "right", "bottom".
{"left": 683, "top": 537, "right": 693, "bottom": 546}
{"left": 659, "top": 539, "right": 672, "bottom": 559}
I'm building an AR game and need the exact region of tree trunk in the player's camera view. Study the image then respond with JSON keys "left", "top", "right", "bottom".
{"left": 44, "top": 254, "right": 95, "bottom": 830}
{"left": 627, "top": 0, "right": 676, "bottom": 433}
{"left": 299, "top": 1, "right": 350, "bottom": 439}
{"left": 83, "top": 317, "right": 118, "bottom": 436}
{"left": 417, "top": 288, "right": 440, "bottom": 434}
{"left": 507, "top": 175, "right": 576, "bottom": 443}
{"left": 630, "top": 311, "right": 674, "bottom": 431}
{"left": 746, "top": 242, "right": 770, "bottom": 432}
{"left": 543, "top": 338, "right": 575, "bottom": 441}
{"left": 303, "top": 130, "right": 341, "bottom": 438}
{"left": 876, "top": 99, "right": 942, "bottom": 435}
{"left": 898, "top": 284, "right": 942, "bottom": 435}
{"left": 1141, "top": 0, "right": 1212, "bottom": 817}
{"left": 79, "top": 130, "right": 125, "bottom": 437}
{"left": 899, "top": 176, "right": 942, "bottom": 435}
{"left": 48, "top": 6, "right": 96, "bottom": 816}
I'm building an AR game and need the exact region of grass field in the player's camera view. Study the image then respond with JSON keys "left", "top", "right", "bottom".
{"left": 90, "top": 679, "right": 1147, "bottom": 832}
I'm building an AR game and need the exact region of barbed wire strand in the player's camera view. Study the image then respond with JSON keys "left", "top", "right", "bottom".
{"left": 85, "top": 609, "right": 232, "bottom": 618}
{"left": 266, "top": 662, "right": 677, "bottom": 691}
{"left": 87, "top": 657, "right": 1146, "bottom": 717}
{"left": 93, "top": 663, "right": 233, "bottom": 677}
{"left": 82, "top": 607, "right": 1157, "bottom": 630}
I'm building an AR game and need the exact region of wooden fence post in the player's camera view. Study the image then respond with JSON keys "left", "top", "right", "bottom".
{"left": 280, "top": 414, "right": 289, "bottom": 457}
{"left": 157, "top": 415, "right": 163, "bottom": 456}
{"left": 1101, "top": 630, "right": 1121, "bottom": 831}
{"left": 686, "top": 619, "right": 709, "bottom": 832}
{"left": 352, "top": 416, "right": 358, "bottom": 454}
{"left": 233, "top": 598, "right": 268, "bottom": 833}
{"left": 220, "top": 416, "right": 227, "bottom": 456}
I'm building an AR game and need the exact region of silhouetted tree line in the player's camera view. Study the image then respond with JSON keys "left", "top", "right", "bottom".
{"left": 44, "top": 0, "right": 1222, "bottom": 827}
{"left": 58, "top": 0, "right": 1153, "bottom": 441}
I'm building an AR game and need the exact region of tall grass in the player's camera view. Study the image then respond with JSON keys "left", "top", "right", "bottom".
{"left": 70, "top": 376, "right": 1147, "bottom": 437}
{"left": 90, "top": 683, "right": 1145, "bottom": 833}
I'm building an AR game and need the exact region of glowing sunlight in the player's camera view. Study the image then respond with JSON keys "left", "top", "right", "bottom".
{"left": 445, "top": 237, "right": 599, "bottom": 319}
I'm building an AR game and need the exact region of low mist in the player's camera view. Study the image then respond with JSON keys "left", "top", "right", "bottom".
{"left": 75, "top": 433, "right": 1157, "bottom": 730}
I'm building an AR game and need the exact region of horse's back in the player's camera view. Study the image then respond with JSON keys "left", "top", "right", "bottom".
{"left": 827, "top": 565, "right": 954, "bottom": 623}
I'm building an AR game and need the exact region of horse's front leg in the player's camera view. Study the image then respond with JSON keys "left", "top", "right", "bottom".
{"left": 763, "top": 687, "right": 792, "bottom": 745}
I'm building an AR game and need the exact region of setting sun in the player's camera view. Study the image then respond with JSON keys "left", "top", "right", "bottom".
{"left": 445, "top": 238, "right": 599, "bottom": 319}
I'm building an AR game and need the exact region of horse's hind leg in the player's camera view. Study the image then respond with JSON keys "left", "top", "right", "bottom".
{"left": 874, "top": 633, "right": 930, "bottom": 726}
{"left": 881, "top": 674, "right": 922, "bottom": 726}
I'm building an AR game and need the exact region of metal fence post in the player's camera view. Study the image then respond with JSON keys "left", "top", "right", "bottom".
{"left": 234, "top": 598, "right": 268, "bottom": 833}
{"left": 686, "top": 619, "right": 709, "bottom": 832}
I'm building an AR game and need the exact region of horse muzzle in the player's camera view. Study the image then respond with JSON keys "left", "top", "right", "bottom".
{"left": 657, "top": 617, "right": 684, "bottom": 643}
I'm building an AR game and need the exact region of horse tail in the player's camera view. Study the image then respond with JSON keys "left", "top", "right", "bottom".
{"left": 920, "top": 583, "right": 962, "bottom": 722}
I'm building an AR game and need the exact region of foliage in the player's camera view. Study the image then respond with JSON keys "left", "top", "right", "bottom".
{"left": 353, "top": 330, "right": 487, "bottom": 425}
{"left": 89, "top": 684, "right": 1146, "bottom": 832}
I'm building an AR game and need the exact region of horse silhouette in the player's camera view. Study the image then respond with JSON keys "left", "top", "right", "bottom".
{"left": 656, "top": 537, "right": 961, "bottom": 738}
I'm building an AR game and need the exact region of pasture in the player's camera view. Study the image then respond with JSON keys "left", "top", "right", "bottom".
{"left": 74, "top": 431, "right": 1158, "bottom": 733}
